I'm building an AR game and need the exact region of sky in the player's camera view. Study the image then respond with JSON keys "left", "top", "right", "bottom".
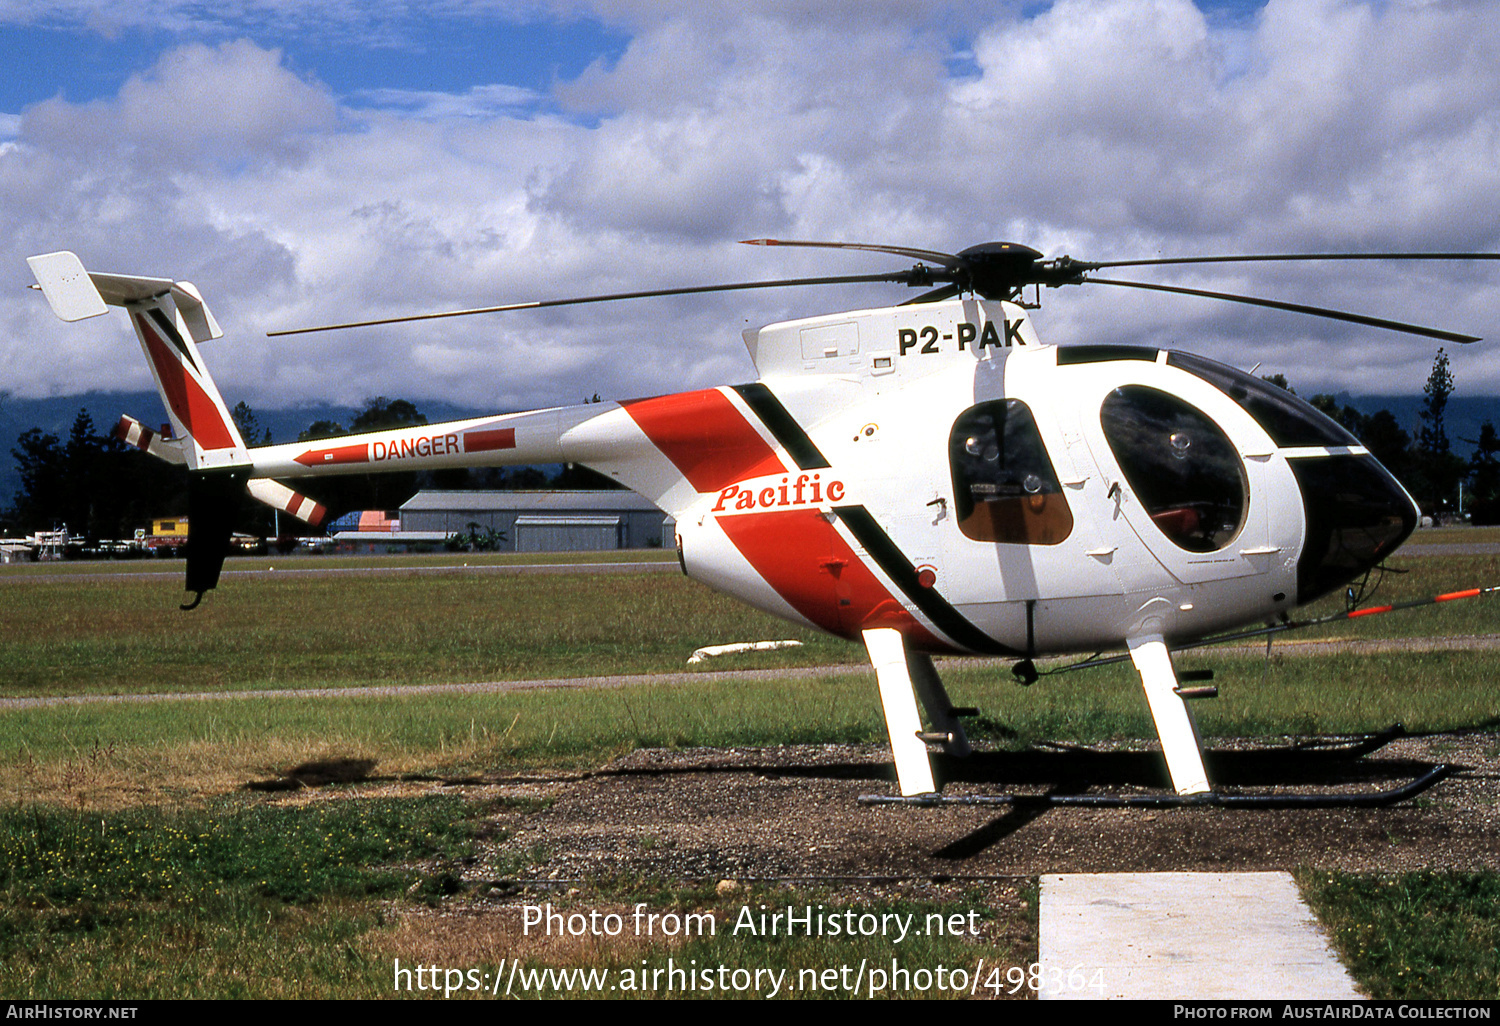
{"left": 2, "top": 0, "right": 1499, "bottom": 415}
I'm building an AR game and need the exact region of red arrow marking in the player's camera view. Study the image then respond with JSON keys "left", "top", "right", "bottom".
{"left": 293, "top": 442, "right": 368, "bottom": 467}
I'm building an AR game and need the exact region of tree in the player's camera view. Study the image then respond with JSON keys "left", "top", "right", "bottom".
{"left": 551, "top": 462, "right": 624, "bottom": 490}
{"left": 1360, "top": 409, "right": 1415, "bottom": 487}
{"left": 1467, "top": 421, "right": 1500, "bottom": 524}
{"left": 1418, "top": 349, "right": 1455, "bottom": 458}
{"left": 63, "top": 409, "right": 111, "bottom": 537}
{"left": 9, "top": 427, "right": 65, "bottom": 532}
{"left": 295, "top": 397, "right": 431, "bottom": 518}
{"left": 1308, "top": 394, "right": 1368, "bottom": 439}
{"left": 500, "top": 467, "right": 549, "bottom": 490}
{"left": 1414, "top": 349, "right": 1465, "bottom": 515}
{"left": 350, "top": 397, "right": 427, "bottom": 433}
{"left": 231, "top": 402, "right": 271, "bottom": 446}
{"left": 297, "top": 420, "right": 347, "bottom": 443}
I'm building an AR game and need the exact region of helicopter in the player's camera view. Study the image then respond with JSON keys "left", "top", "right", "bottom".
{"left": 25, "top": 240, "right": 1498, "bottom": 806}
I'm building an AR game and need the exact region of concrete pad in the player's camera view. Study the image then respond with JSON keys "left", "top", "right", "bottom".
{"left": 1039, "top": 872, "right": 1362, "bottom": 1000}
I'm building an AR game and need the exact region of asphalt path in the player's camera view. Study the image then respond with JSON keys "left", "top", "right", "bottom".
{"left": 5, "top": 634, "right": 1498, "bottom": 710}
{"left": 0, "top": 559, "right": 679, "bottom": 584}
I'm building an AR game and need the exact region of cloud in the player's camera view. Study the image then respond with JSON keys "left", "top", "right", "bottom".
{"left": 351, "top": 84, "right": 542, "bottom": 120}
{"left": 21, "top": 39, "right": 337, "bottom": 169}
{"left": 3, "top": 3, "right": 1500, "bottom": 417}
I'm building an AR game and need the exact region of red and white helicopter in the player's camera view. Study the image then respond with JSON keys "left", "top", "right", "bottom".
{"left": 26, "top": 241, "right": 1494, "bottom": 805}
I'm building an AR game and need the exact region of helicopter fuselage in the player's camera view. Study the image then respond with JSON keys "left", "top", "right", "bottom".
{"left": 653, "top": 298, "right": 1417, "bottom": 657}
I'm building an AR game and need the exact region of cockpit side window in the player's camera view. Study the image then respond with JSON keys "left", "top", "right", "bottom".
{"left": 1165, "top": 350, "right": 1359, "bottom": 447}
{"left": 1101, "top": 386, "right": 1248, "bottom": 553}
{"left": 949, "top": 400, "right": 1073, "bottom": 545}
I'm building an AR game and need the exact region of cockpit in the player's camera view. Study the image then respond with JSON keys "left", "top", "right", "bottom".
{"left": 1162, "top": 349, "right": 1418, "bottom": 601}
{"left": 947, "top": 345, "right": 1419, "bottom": 604}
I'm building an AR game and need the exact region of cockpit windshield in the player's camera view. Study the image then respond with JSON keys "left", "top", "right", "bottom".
{"left": 1165, "top": 350, "right": 1358, "bottom": 447}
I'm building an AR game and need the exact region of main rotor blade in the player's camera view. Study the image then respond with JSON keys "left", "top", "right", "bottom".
{"left": 1084, "top": 276, "right": 1481, "bottom": 343}
{"left": 900, "top": 283, "right": 961, "bottom": 306}
{"left": 267, "top": 272, "right": 925, "bottom": 337}
{"left": 1082, "top": 252, "right": 1500, "bottom": 271}
{"left": 741, "top": 238, "right": 962, "bottom": 269}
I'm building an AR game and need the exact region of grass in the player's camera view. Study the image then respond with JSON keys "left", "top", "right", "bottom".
{"left": 0, "top": 549, "right": 679, "bottom": 576}
{"left": 0, "top": 671, "right": 890, "bottom": 805}
{"left": 0, "top": 795, "right": 484, "bottom": 999}
{"left": 0, "top": 793, "right": 1036, "bottom": 999}
{"left": 385, "top": 881, "right": 1037, "bottom": 1000}
{"left": 1401, "top": 525, "right": 1500, "bottom": 546}
{"left": 2, "top": 551, "right": 1499, "bottom": 999}
{"left": 1287, "top": 552, "right": 1500, "bottom": 641}
{"left": 0, "top": 647, "right": 1494, "bottom": 811}
{"left": 1298, "top": 871, "right": 1500, "bottom": 999}
{"left": 0, "top": 567, "right": 855, "bottom": 698}
{"left": 1, "top": 547, "right": 1496, "bottom": 700}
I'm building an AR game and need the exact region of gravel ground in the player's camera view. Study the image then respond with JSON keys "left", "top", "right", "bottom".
{"left": 486, "top": 730, "right": 1500, "bottom": 882}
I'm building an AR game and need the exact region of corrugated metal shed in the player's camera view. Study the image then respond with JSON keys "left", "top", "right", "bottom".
{"left": 399, "top": 490, "right": 671, "bottom": 551}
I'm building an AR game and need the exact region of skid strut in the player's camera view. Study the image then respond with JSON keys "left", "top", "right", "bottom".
{"left": 864, "top": 627, "right": 937, "bottom": 796}
{"left": 860, "top": 627, "right": 1450, "bottom": 808}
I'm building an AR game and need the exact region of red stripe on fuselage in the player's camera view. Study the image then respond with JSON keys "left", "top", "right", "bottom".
{"left": 716, "top": 509, "right": 938, "bottom": 645}
{"left": 463, "top": 427, "right": 516, "bottom": 452}
{"left": 135, "top": 315, "right": 237, "bottom": 450}
{"left": 620, "top": 389, "right": 785, "bottom": 492}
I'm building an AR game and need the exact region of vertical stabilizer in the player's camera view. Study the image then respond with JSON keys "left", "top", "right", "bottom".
{"left": 30, "top": 252, "right": 248, "bottom": 605}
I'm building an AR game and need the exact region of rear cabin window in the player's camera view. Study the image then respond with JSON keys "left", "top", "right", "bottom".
{"left": 1100, "top": 386, "right": 1247, "bottom": 552}
{"left": 949, "top": 400, "right": 1073, "bottom": 545}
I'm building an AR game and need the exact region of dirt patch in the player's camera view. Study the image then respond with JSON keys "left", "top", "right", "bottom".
{"left": 368, "top": 902, "right": 678, "bottom": 967}
{"left": 484, "top": 731, "right": 1500, "bottom": 880}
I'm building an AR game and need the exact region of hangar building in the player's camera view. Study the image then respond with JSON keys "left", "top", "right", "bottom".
{"left": 397, "top": 490, "right": 672, "bottom": 552}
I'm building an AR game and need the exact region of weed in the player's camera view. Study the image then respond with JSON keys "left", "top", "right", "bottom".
{"left": 1298, "top": 870, "right": 1500, "bottom": 999}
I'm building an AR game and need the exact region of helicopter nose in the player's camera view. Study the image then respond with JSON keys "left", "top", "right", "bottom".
{"left": 1286, "top": 455, "right": 1419, "bottom": 604}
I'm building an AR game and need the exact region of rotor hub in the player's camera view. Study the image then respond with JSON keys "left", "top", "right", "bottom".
{"left": 949, "top": 242, "right": 1091, "bottom": 298}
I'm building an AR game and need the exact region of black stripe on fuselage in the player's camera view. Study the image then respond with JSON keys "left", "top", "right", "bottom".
{"left": 730, "top": 383, "right": 831, "bottom": 470}
{"left": 727, "top": 382, "right": 1008, "bottom": 654}
{"left": 833, "top": 504, "right": 1018, "bottom": 656}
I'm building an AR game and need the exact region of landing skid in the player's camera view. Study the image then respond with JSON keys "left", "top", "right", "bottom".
{"left": 861, "top": 626, "right": 1453, "bottom": 810}
{"left": 857, "top": 763, "right": 1452, "bottom": 809}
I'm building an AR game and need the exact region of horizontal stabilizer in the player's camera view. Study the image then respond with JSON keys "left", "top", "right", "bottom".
{"left": 246, "top": 478, "right": 330, "bottom": 528}
{"left": 115, "top": 416, "right": 186, "bottom": 465}
{"left": 28, "top": 251, "right": 222, "bottom": 342}
{"left": 27, "top": 251, "right": 107, "bottom": 321}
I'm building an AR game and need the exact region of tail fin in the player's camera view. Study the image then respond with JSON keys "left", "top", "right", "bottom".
{"left": 29, "top": 251, "right": 249, "bottom": 605}
{"left": 29, "top": 251, "right": 248, "bottom": 470}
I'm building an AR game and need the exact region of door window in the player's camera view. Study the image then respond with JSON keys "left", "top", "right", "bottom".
{"left": 949, "top": 400, "right": 1073, "bottom": 545}
{"left": 1100, "top": 386, "right": 1247, "bottom": 553}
